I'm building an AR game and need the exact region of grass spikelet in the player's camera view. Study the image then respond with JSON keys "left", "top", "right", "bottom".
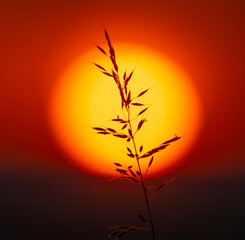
{"left": 137, "top": 88, "right": 149, "bottom": 98}
{"left": 132, "top": 102, "right": 144, "bottom": 106}
{"left": 102, "top": 71, "right": 113, "bottom": 77}
{"left": 137, "top": 107, "right": 149, "bottom": 117}
{"left": 107, "top": 128, "right": 117, "bottom": 133}
{"left": 97, "top": 45, "right": 107, "bottom": 55}
{"left": 114, "top": 163, "right": 122, "bottom": 167}
{"left": 125, "top": 70, "right": 134, "bottom": 86}
{"left": 137, "top": 214, "right": 147, "bottom": 223}
{"left": 113, "top": 134, "right": 128, "bottom": 138}
{"left": 93, "top": 63, "right": 106, "bottom": 71}
{"left": 93, "top": 127, "right": 106, "bottom": 131}
{"left": 137, "top": 118, "right": 147, "bottom": 131}
{"left": 139, "top": 145, "right": 143, "bottom": 152}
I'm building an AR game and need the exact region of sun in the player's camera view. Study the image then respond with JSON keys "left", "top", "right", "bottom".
{"left": 49, "top": 44, "right": 202, "bottom": 178}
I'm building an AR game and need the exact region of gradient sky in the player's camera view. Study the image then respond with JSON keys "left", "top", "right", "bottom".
{"left": 0, "top": 0, "right": 244, "bottom": 239}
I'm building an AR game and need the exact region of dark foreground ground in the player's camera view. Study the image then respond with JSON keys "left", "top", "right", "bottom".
{"left": 0, "top": 171, "right": 244, "bottom": 240}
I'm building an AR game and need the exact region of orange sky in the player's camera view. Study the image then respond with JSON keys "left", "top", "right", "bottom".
{"left": 0, "top": 0, "right": 244, "bottom": 177}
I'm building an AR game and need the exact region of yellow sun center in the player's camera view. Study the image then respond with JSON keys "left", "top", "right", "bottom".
{"left": 49, "top": 44, "right": 202, "bottom": 178}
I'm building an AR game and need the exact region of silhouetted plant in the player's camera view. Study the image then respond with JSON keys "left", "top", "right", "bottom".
{"left": 92, "top": 29, "right": 180, "bottom": 240}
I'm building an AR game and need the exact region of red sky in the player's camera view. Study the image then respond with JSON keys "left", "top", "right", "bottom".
{"left": 1, "top": 0, "right": 244, "bottom": 177}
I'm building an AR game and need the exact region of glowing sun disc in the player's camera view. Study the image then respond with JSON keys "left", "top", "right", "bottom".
{"left": 49, "top": 44, "right": 202, "bottom": 178}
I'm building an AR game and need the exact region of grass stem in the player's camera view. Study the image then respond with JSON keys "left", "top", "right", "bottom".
{"left": 126, "top": 105, "right": 156, "bottom": 240}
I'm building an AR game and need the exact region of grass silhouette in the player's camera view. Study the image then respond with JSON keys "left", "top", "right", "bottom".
{"left": 92, "top": 29, "right": 180, "bottom": 240}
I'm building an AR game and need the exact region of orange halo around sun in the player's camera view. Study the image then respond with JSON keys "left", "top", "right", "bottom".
{"left": 49, "top": 44, "right": 202, "bottom": 178}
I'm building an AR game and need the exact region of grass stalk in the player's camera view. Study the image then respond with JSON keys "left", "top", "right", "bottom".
{"left": 92, "top": 29, "right": 180, "bottom": 240}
